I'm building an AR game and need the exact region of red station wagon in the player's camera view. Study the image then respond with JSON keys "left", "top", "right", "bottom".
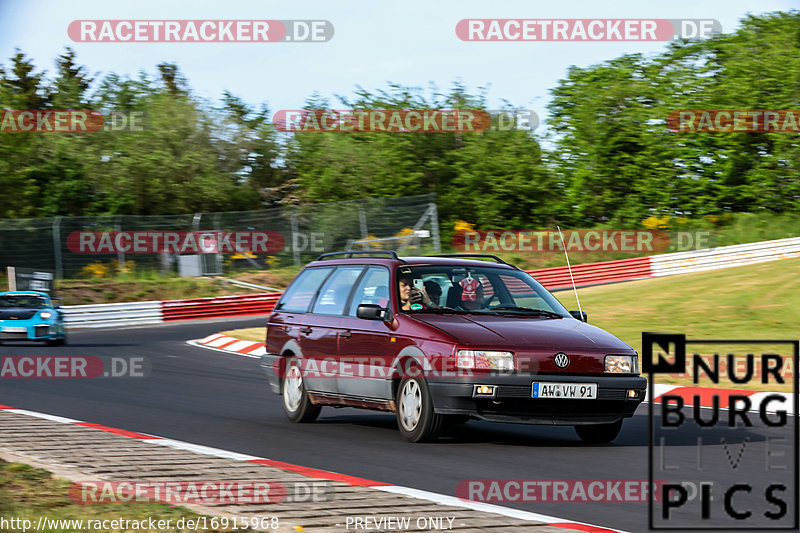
{"left": 261, "top": 251, "right": 646, "bottom": 443}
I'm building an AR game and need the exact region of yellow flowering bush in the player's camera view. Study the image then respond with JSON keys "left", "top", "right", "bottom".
{"left": 642, "top": 215, "right": 671, "bottom": 230}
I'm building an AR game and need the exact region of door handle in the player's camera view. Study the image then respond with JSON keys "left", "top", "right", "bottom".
{"left": 299, "top": 327, "right": 312, "bottom": 334}
{"left": 339, "top": 330, "right": 351, "bottom": 338}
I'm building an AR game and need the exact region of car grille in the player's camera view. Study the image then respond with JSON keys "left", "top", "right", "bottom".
{"left": 0, "top": 332, "right": 28, "bottom": 340}
{"left": 35, "top": 325, "right": 50, "bottom": 337}
{"left": 0, "top": 310, "right": 37, "bottom": 320}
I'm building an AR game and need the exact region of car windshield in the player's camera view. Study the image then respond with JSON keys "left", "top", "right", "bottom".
{"left": 0, "top": 295, "right": 49, "bottom": 309}
{"left": 396, "top": 265, "right": 569, "bottom": 317}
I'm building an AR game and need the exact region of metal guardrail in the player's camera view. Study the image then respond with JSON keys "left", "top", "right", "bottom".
{"left": 59, "top": 237, "right": 800, "bottom": 329}
{"left": 650, "top": 236, "right": 800, "bottom": 277}
{"left": 60, "top": 301, "right": 163, "bottom": 328}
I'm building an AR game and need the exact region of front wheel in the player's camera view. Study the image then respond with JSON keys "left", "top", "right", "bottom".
{"left": 396, "top": 374, "right": 442, "bottom": 442}
{"left": 282, "top": 358, "right": 321, "bottom": 423}
{"left": 574, "top": 420, "right": 623, "bottom": 444}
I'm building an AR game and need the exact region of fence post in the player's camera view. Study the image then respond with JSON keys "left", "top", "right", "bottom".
{"left": 52, "top": 216, "right": 63, "bottom": 279}
{"left": 115, "top": 215, "right": 125, "bottom": 273}
{"left": 358, "top": 205, "right": 368, "bottom": 239}
{"left": 214, "top": 212, "right": 224, "bottom": 274}
{"left": 290, "top": 212, "right": 301, "bottom": 267}
{"left": 429, "top": 201, "right": 441, "bottom": 252}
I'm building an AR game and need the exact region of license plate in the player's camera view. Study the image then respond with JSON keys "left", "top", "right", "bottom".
{"left": 3, "top": 327, "right": 27, "bottom": 333}
{"left": 532, "top": 382, "right": 597, "bottom": 399}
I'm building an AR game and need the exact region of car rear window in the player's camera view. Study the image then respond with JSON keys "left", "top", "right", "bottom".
{"left": 276, "top": 267, "right": 333, "bottom": 313}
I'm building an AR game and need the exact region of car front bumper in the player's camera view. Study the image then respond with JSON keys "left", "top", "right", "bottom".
{"left": 427, "top": 374, "right": 647, "bottom": 425}
{"left": 0, "top": 321, "right": 59, "bottom": 341}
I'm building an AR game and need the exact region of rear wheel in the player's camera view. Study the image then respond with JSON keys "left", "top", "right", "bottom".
{"left": 396, "top": 374, "right": 442, "bottom": 442}
{"left": 282, "top": 358, "right": 321, "bottom": 423}
{"left": 574, "top": 420, "right": 623, "bottom": 444}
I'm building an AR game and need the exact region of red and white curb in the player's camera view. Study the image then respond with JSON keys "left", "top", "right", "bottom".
{"left": 0, "top": 403, "right": 624, "bottom": 533}
{"left": 188, "top": 333, "right": 266, "bottom": 358}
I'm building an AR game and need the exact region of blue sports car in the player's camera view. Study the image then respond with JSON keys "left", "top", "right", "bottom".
{"left": 0, "top": 291, "right": 66, "bottom": 345}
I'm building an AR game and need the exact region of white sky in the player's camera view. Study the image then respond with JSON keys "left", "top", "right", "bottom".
{"left": 0, "top": 0, "right": 795, "bottom": 128}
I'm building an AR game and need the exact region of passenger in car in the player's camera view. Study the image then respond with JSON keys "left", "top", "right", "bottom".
{"left": 424, "top": 280, "right": 442, "bottom": 307}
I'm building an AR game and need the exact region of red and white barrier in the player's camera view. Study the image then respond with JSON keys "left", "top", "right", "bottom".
{"left": 161, "top": 293, "right": 281, "bottom": 321}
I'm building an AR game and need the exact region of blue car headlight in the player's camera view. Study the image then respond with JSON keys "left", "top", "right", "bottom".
{"left": 39, "top": 311, "right": 53, "bottom": 320}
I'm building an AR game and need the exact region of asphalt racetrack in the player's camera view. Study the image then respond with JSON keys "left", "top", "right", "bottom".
{"left": 1, "top": 318, "right": 794, "bottom": 532}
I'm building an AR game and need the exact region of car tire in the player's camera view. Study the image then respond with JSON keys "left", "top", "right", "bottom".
{"left": 396, "top": 373, "right": 442, "bottom": 442}
{"left": 282, "top": 357, "right": 321, "bottom": 423}
{"left": 574, "top": 420, "right": 623, "bottom": 444}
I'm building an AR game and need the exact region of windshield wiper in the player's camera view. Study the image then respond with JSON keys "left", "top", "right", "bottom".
{"left": 412, "top": 306, "right": 470, "bottom": 314}
{"left": 487, "top": 305, "right": 565, "bottom": 318}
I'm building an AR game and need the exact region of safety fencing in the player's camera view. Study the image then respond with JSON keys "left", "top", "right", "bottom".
{"left": 60, "top": 301, "right": 164, "bottom": 328}
{"left": 60, "top": 236, "right": 800, "bottom": 328}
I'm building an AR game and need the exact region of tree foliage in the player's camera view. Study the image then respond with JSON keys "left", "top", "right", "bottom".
{"left": 1, "top": 11, "right": 799, "bottom": 231}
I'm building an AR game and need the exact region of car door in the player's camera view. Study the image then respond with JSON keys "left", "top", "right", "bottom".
{"left": 337, "top": 266, "right": 394, "bottom": 400}
{"left": 270, "top": 266, "right": 334, "bottom": 391}
{"left": 302, "top": 266, "right": 365, "bottom": 394}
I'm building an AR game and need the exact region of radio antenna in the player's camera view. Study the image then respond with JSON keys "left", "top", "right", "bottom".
{"left": 557, "top": 225, "right": 583, "bottom": 319}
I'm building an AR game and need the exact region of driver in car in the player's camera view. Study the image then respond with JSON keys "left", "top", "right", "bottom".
{"left": 398, "top": 276, "right": 437, "bottom": 311}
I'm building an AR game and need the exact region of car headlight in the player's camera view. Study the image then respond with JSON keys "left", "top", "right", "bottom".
{"left": 605, "top": 355, "right": 637, "bottom": 373}
{"left": 39, "top": 311, "right": 52, "bottom": 319}
{"left": 457, "top": 350, "right": 515, "bottom": 371}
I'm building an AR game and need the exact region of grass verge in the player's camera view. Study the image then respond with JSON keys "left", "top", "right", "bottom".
{"left": 0, "top": 459, "right": 244, "bottom": 532}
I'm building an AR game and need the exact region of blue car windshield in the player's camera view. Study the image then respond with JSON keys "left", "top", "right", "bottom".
{"left": 0, "top": 295, "right": 48, "bottom": 309}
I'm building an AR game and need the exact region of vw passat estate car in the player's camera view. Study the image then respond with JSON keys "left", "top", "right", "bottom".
{"left": 261, "top": 251, "right": 646, "bottom": 443}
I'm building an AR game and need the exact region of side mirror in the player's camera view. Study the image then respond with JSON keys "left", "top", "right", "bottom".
{"left": 357, "top": 304, "right": 388, "bottom": 321}
{"left": 569, "top": 310, "right": 588, "bottom": 322}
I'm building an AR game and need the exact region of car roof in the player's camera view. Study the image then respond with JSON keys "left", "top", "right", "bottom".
{"left": 305, "top": 255, "right": 517, "bottom": 270}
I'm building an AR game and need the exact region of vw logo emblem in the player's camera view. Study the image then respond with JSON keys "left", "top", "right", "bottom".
{"left": 554, "top": 352, "right": 569, "bottom": 368}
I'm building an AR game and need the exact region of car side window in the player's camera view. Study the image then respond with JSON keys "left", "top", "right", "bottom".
{"left": 311, "top": 266, "right": 364, "bottom": 315}
{"left": 347, "top": 267, "right": 390, "bottom": 316}
{"left": 276, "top": 267, "right": 333, "bottom": 313}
